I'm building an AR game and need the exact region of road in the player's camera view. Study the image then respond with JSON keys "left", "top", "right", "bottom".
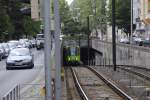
{"left": 0, "top": 48, "right": 44, "bottom": 99}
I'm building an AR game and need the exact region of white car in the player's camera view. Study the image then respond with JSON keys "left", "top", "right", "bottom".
{"left": 6, "top": 48, "right": 34, "bottom": 70}
{"left": 120, "top": 38, "right": 129, "bottom": 44}
{"left": 8, "top": 40, "right": 19, "bottom": 50}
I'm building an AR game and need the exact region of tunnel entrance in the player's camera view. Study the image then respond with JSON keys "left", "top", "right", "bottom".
{"left": 80, "top": 47, "right": 102, "bottom": 65}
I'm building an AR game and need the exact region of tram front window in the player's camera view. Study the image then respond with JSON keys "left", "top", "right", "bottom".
{"left": 70, "top": 47, "right": 76, "bottom": 56}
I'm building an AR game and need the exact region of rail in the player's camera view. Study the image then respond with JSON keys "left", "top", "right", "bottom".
{"left": 88, "top": 66, "right": 133, "bottom": 100}
{"left": 71, "top": 68, "right": 89, "bottom": 100}
{"left": 118, "top": 66, "right": 150, "bottom": 81}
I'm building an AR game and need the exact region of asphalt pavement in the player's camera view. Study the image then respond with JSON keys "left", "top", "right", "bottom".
{"left": 0, "top": 48, "right": 44, "bottom": 99}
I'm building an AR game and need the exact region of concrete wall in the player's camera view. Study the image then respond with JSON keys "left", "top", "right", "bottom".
{"left": 92, "top": 38, "right": 150, "bottom": 69}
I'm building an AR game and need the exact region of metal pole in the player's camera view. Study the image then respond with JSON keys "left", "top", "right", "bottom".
{"left": 44, "top": 0, "right": 52, "bottom": 99}
{"left": 87, "top": 16, "right": 90, "bottom": 66}
{"left": 130, "top": 0, "right": 133, "bottom": 43}
{"left": 112, "top": 0, "right": 116, "bottom": 71}
{"left": 54, "top": 0, "right": 61, "bottom": 100}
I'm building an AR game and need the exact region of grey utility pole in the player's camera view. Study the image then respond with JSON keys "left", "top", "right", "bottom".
{"left": 44, "top": 0, "right": 52, "bottom": 99}
{"left": 87, "top": 16, "right": 90, "bottom": 66}
{"left": 112, "top": 0, "right": 116, "bottom": 71}
{"left": 54, "top": 0, "right": 61, "bottom": 100}
{"left": 130, "top": 0, "right": 133, "bottom": 43}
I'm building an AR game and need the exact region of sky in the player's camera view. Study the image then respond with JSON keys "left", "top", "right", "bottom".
{"left": 66, "top": 0, "right": 73, "bottom": 5}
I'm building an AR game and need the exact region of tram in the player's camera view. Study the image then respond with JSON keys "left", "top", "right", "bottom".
{"left": 63, "top": 46, "right": 80, "bottom": 66}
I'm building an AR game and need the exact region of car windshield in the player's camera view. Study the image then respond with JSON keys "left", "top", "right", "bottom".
{"left": 10, "top": 48, "right": 30, "bottom": 56}
{"left": 8, "top": 43, "right": 17, "bottom": 48}
{"left": 0, "top": 45, "right": 3, "bottom": 49}
{"left": 37, "top": 34, "right": 44, "bottom": 38}
{"left": 2, "top": 44, "right": 9, "bottom": 48}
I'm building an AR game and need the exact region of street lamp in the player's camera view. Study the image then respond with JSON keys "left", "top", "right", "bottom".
{"left": 87, "top": 16, "right": 90, "bottom": 65}
{"left": 112, "top": 0, "right": 116, "bottom": 71}
{"left": 130, "top": 0, "right": 133, "bottom": 43}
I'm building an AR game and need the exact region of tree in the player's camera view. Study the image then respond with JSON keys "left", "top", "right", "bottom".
{"left": 52, "top": 0, "right": 74, "bottom": 34}
{"left": 108, "top": 0, "right": 133, "bottom": 35}
{"left": 0, "top": 0, "right": 41, "bottom": 41}
{"left": 23, "top": 16, "right": 41, "bottom": 37}
{"left": 0, "top": 0, "right": 15, "bottom": 41}
{"left": 70, "top": 0, "right": 107, "bottom": 36}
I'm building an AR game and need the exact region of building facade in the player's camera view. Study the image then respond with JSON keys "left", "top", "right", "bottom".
{"left": 31, "top": 0, "right": 43, "bottom": 21}
{"left": 135, "top": 0, "right": 150, "bottom": 37}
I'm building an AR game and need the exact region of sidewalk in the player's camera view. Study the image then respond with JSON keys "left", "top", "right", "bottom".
{"left": 19, "top": 67, "right": 67, "bottom": 100}
{"left": 20, "top": 68, "right": 45, "bottom": 100}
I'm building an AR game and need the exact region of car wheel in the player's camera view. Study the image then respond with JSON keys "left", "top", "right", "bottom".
{"left": 6, "top": 67, "right": 11, "bottom": 70}
{"left": 30, "top": 64, "right": 34, "bottom": 68}
{"left": 0, "top": 56, "right": 2, "bottom": 61}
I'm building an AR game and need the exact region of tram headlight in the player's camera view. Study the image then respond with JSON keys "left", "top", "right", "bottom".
{"left": 68, "top": 57, "right": 70, "bottom": 61}
{"left": 76, "top": 57, "right": 78, "bottom": 61}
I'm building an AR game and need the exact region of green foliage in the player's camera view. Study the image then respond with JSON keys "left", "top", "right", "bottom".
{"left": 23, "top": 16, "right": 41, "bottom": 37}
{"left": 59, "top": 0, "right": 71, "bottom": 23}
{"left": 108, "top": 0, "right": 131, "bottom": 34}
{"left": 56, "top": 0, "right": 79, "bottom": 34}
{"left": 0, "top": 0, "right": 14, "bottom": 33}
{"left": 63, "top": 18, "right": 81, "bottom": 34}
{"left": 71, "top": 0, "right": 107, "bottom": 35}
{"left": 0, "top": 0, "right": 41, "bottom": 41}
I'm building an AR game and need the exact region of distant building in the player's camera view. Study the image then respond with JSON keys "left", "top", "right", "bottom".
{"left": 133, "top": 0, "right": 145, "bottom": 34}
{"left": 31, "top": 0, "right": 43, "bottom": 21}
{"left": 137, "top": 0, "right": 150, "bottom": 37}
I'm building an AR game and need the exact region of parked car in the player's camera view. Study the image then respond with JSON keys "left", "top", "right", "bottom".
{"left": 6, "top": 48, "right": 34, "bottom": 70}
{"left": 30, "top": 39, "right": 36, "bottom": 48}
{"left": 19, "top": 39, "right": 32, "bottom": 48}
{"left": 36, "top": 34, "right": 44, "bottom": 50}
{"left": 119, "top": 38, "right": 129, "bottom": 44}
{"left": 1, "top": 43, "right": 10, "bottom": 57}
{"left": 132, "top": 37, "right": 144, "bottom": 46}
{"left": 8, "top": 40, "right": 19, "bottom": 50}
{"left": 142, "top": 38, "right": 150, "bottom": 47}
{"left": 16, "top": 43, "right": 27, "bottom": 48}
{"left": 0, "top": 44, "right": 5, "bottom": 60}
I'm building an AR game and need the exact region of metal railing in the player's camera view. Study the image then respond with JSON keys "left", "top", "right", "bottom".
{"left": 20, "top": 84, "right": 45, "bottom": 100}
{"left": 2, "top": 85, "right": 20, "bottom": 100}
{"left": 2, "top": 84, "right": 45, "bottom": 100}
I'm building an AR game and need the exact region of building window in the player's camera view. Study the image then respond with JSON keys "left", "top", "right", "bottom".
{"left": 148, "top": 0, "right": 150, "bottom": 12}
{"left": 38, "top": 0, "right": 40, "bottom": 4}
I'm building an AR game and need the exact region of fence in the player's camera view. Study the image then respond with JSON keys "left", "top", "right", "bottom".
{"left": 2, "top": 85, "right": 20, "bottom": 100}
{"left": 2, "top": 84, "right": 45, "bottom": 100}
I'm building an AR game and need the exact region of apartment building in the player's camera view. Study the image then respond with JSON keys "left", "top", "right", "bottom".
{"left": 138, "top": 0, "right": 150, "bottom": 37}
{"left": 31, "top": 0, "right": 43, "bottom": 21}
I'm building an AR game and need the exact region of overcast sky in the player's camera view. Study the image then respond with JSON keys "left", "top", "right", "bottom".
{"left": 66, "top": 0, "right": 73, "bottom": 5}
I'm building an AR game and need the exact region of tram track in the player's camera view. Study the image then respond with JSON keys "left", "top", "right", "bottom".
{"left": 118, "top": 65, "right": 150, "bottom": 81}
{"left": 65, "top": 67, "right": 82, "bottom": 100}
{"left": 69, "top": 66, "right": 132, "bottom": 100}
{"left": 93, "top": 65, "right": 150, "bottom": 100}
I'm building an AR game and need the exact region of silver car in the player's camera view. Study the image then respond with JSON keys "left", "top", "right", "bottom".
{"left": 0, "top": 44, "right": 5, "bottom": 60}
{"left": 1, "top": 43, "right": 10, "bottom": 57}
{"left": 6, "top": 48, "right": 34, "bottom": 70}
